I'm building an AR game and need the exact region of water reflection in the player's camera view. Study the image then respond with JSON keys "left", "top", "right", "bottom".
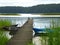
{"left": 0, "top": 15, "right": 60, "bottom": 45}
{"left": 5, "top": 31, "right": 12, "bottom": 39}
{"left": 33, "top": 36, "right": 42, "bottom": 45}
{"left": 33, "top": 17, "right": 60, "bottom": 45}
{"left": 0, "top": 17, "right": 28, "bottom": 27}
{"left": 0, "top": 17, "right": 28, "bottom": 39}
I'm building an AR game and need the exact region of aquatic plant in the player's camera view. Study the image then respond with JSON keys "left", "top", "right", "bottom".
{"left": 0, "top": 20, "right": 12, "bottom": 45}
{"left": 27, "top": 40, "right": 33, "bottom": 45}
{"left": 0, "top": 20, "right": 12, "bottom": 29}
{"left": 47, "top": 20, "right": 60, "bottom": 45}
{"left": 0, "top": 30, "right": 9, "bottom": 45}
{"left": 40, "top": 19, "right": 60, "bottom": 45}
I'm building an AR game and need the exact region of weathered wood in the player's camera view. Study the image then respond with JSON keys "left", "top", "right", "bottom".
{"left": 7, "top": 18, "right": 33, "bottom": 45}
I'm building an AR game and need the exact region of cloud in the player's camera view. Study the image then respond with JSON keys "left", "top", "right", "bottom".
{"left": 0, "top": 0, "right": 60, "bottom": 7}
{"left": 0, "top": 0, "right": 40, "bottom": 7}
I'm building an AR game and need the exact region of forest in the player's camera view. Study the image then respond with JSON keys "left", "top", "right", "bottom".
{"left": 0, "top": 4, "right": 60, "bottom": 13}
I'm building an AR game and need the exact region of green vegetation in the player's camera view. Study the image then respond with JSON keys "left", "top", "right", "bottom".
{"left": 0, "top": 13, "right": 19, "bottom": 15}
{"left": 47, "top": 27, "right": 60, "bottom": 45}
{"left": 40, "top": 20, "right": 60, "bottom": 45}
{"left": 0, "top": 4, "right": 60, "bottom": 13}
{"left": 27, "top": 40, "right": 33, "bottom": 45}
{"left": 0, "top": 30, "right": 9, "bottom": 45}
{"left": 0, "top": 20, "right": 12, "bottom": 29}
{"left": 47, "top": 20, "right": 60, "bottom": 45}
{"left": 0, "top": 20, "right": 12, "bottom": 45}
{"left": 41, "top": 13, "right": 60, "bottom": 15}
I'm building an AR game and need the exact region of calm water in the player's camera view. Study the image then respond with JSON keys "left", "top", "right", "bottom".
{"left": 0, "top": 17, "right": 60, "bottom": 28}
{"left": 33, "top": 17, "right": 60, "bottom": 29}
{"left": 33, "top": 17, "right": 60, "bottom": 45}
{"left": 0, "top": 17, "right": 28, "bottom": 39}
{"left": 0, "top": 14, "right": 60, "bottom": 45}
{"left": 0, "top": 17, "right": 28, "bottom": 27}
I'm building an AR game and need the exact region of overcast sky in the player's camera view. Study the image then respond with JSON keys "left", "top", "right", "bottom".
{"left": 0, "top": 0, "right": 60, "bottom": 7}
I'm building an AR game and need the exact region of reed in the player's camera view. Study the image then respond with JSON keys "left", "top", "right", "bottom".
{"left": 0, "top": 20, "right": 11, "bottom": 29}
{"left": 41, "top": 19, "right": 60, "bottom": 45}
{"left": 0, "top": 20, "right": 12, "bottom": 45}
{"left": 0, "top": 30, "right": 9, "bottom": 45}
{"left": 27, "top": 40, "right": 33, "bottom": 45}
{"left": 47, "top": 20, "right": 60, "bottom": 45}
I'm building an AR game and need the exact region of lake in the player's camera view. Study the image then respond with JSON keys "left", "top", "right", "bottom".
{"left": 0, "top": 14, "right": 60, "bottom": 45}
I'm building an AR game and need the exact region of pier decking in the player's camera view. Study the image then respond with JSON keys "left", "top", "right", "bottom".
{"left": 7, "top": 18, "right": 33, "bottom": 45}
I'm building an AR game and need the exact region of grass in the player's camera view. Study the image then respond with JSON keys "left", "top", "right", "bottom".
{"left": 41, "top": 13, "right": 60, "bottom": 15}
{"left": 0, "top": 13, "right": 19, "bottom": 15}
{"left": 0, "top": 20, "right": 12, "bottom": 29}
{"left": 40, "top": 19, "right": 60, "bottom": 45}
{"left": 0, "top": 30, "right": 9, "bottom": 45}
{"left": 27, "top": 40, "right": 33, "bottom": 45}
{"left": 47, "top": 20, "right": 60, "bottom": 45}
{"left": 0, "top": 20, "right": 12, "bottom": 45}
{"left": 47, "top": 27, "right": 60, "bottom": 45}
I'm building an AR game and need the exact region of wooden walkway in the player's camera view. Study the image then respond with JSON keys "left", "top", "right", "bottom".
{"left": 7, "top": 18, "right": 33, "bottom": 45}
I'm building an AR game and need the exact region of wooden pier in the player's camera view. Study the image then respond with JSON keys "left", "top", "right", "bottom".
{"left": 7, "top": 18, "right": 33, "bottom": 45}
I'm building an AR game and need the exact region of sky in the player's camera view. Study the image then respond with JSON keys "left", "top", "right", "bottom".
{"left": 0, "top": 0, "right": 60, "bottom": 7}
